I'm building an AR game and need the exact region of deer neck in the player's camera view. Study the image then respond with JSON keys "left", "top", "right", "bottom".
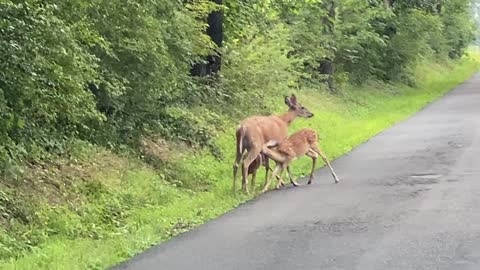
{"left": 278, "top": 110, "right": 297, "bottom": 125}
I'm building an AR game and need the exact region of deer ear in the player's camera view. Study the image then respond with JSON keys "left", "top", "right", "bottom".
{"left": 290, "top": 94, "right": 297, "bottom": 105}
{"left": 284, "top": 96, "right": 291, "bottom": 106}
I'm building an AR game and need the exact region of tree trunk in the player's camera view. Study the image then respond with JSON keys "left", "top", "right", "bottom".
{"left": 319, "top": 1, "right": 336, "bottom": 92}
{"left": 436, "top": 3, "right": 442, "bottom": 14}
{"left": 191, "top": 0, "right": 223, "bottom": 76}
{"left": 318, "top": 60, "right": 335, "bottom": 91}
{"left": 384, "top": 0, "right": 390, "bottom": 9}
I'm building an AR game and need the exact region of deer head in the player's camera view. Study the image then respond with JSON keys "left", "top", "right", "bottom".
{"left": 284, "top": 94, "right": 314, "bottom": 118}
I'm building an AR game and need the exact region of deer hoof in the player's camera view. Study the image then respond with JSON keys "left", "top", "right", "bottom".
{"left": 307, "top": 180, "right": 312, "bottom": 185}
{"left": 292, "top": 181, "right": 299, "bottom": 187}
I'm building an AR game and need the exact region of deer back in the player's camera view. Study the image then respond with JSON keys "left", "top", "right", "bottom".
{"left": 277, "top": 129, "right": 318, "bottom": 157}
{"left": 240, "top": 115, "right": 289, "bottom": 150}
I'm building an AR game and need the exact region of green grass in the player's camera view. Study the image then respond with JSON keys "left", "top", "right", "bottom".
{"left": 1, "top": 53, "right": 479, "bottom": 270}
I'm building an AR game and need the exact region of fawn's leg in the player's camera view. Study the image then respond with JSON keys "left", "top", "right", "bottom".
{"left": 261, "top": 145, "right": 287, "bottom": 188}
{"left": 286, "top": 166, "right": 299, "bottom": 186}
{"left": 268, "top": 160, "right": 284, "bottom": 186}
{"left": 305, "top": 150, "right": 317, "bottom": 184}
{"left": 275, "top": 164, "right": 287, "bottom": 189}
{"left": 312, "top": 144, "right": 340, "bottom": 183}
{"left": 262, "top": 164, "right": 281, "bottom": 193}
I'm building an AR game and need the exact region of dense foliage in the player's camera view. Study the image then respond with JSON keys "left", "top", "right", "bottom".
{"left": 0, "top": 0, "right": 476, "bottom": 170}
{"left": 0, "top": 0, "right": 478, "bottom": 264}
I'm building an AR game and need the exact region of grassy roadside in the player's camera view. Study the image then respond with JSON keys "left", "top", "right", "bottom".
{"left": 1, "top": 53, "right": 479, "bottom": 270}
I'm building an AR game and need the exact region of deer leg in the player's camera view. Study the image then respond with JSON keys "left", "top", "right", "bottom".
{"left": 242, "top": 149, "right": 260, "bottom": 194}
{"left": 262, "top": 145, "right": 288, "bottom": 188}
{"left": 306, "top": 151, "right": 317, "bottom": 184}
{"left": 277, "top": 168, "right": 286, "bottom": 187}
{"left": 312, "top": 144, "right": 340, "bottom": 183}
{"left": 275, "top": 168, "right": 285, "bottom": 187}
{"left": 276, "top": 164, "right": 285, "bottom": 189}
{"left": 233, "top": 162, "right": 239, "bottom": 193}
{"left": 233, "top": 150, "right": 246, "bottom": 193}
{"left": 251, "top": 170, "right": 257, "bottom": 191}
{"left": 277, "top": 163, "right": 287, "bottom": 187}
{"left": 278, "top": 168, "right": 287, "bottom": 187}
{"left": 262, "top": 163, "right": 281, "bottom": 193}
{"left": 258, "top": 155, "right": 270, "bottom": 191}
{"left": 264, "top": 156, "right": 270, "bottom": 186}
{"left": 266, "top": 160, "right": 283, "bottom": 186}
{"left": 286, "top": 166, "right": 299, "bottom": 186}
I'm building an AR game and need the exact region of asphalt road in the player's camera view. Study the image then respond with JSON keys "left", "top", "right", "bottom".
{"left": 113, "top": 74, "right": 480, "bottom": 270}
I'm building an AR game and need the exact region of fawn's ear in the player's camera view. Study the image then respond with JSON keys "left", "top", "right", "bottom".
{"left": 284, "top": 96, "right": 291, "bottom": 106}
{"left": 290, "top": 94, "right": 297, "bottom": 105}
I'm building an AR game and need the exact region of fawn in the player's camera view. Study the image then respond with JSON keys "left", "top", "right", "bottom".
{"left": 261, "top": 128, "right": 340, "bottom": 193}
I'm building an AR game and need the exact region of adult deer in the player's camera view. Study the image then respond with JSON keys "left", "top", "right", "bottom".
{"left": 233, "top": 95, "right": 314, "bottom": 194}
{"left": 261, "top": 128, "right": 340, "bottom": 193}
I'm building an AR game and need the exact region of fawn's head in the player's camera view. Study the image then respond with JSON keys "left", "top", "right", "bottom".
{"left": 284, "top": 94, "right": 314, "bottom": 118}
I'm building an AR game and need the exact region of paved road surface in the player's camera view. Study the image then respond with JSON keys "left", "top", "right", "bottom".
{"left": 113, "top": 74, "right": 480, "bottom": 270}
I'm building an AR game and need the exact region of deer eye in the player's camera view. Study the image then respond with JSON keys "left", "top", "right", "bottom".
{"left": 301, "top": 106, "right": 305, "bottom": 109}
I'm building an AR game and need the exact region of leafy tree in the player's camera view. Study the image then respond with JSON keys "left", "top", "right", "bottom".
{"left": 0, "top": 0, "right": 477, "bottom": 173}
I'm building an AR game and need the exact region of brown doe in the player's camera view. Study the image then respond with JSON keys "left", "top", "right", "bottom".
{"left": 261, "top": 128, "right": 340, "bottom": 193}
{"left": 233, "top": 95, "right": 314, "bottom": 194}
